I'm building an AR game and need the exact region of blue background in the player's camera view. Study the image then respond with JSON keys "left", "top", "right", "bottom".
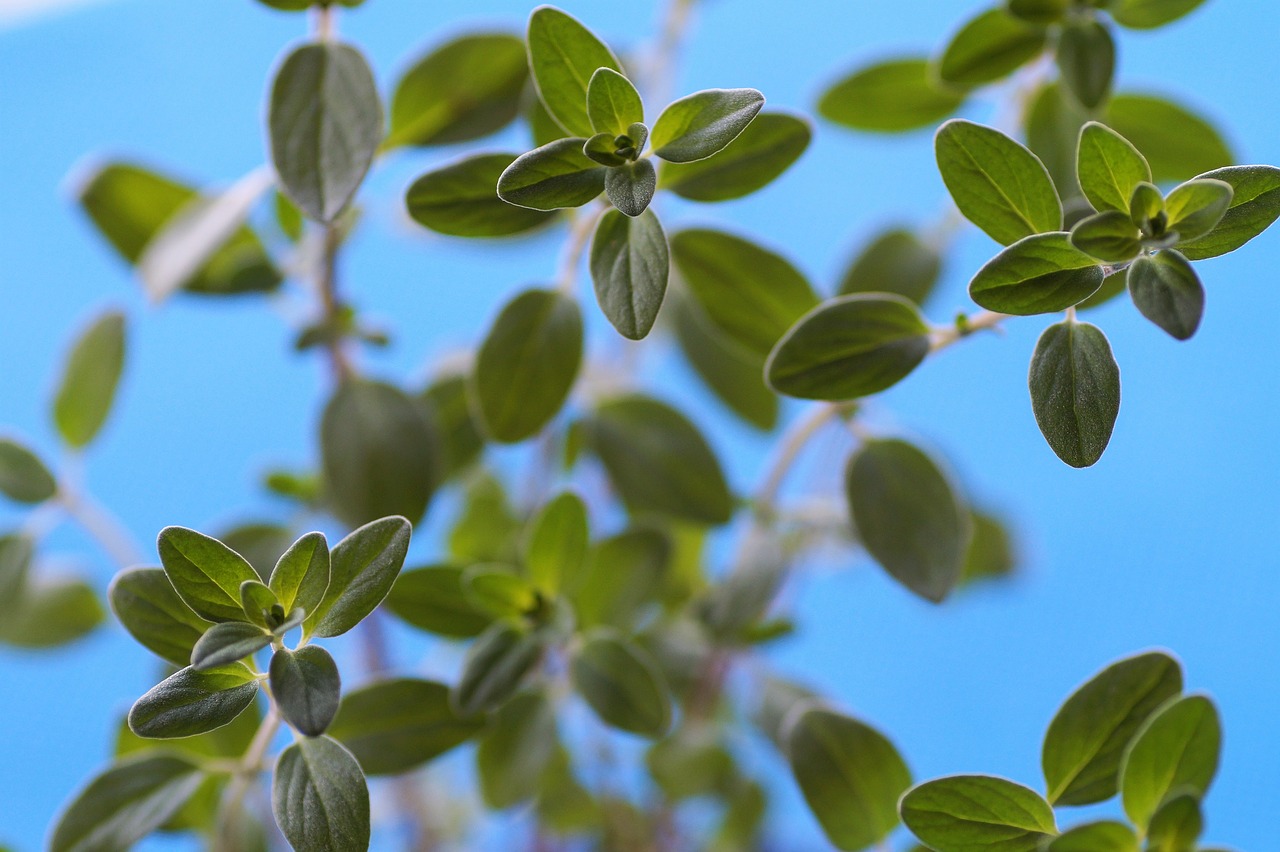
{"left": 1, "top": 0, "right": 1278, "bottom": 848}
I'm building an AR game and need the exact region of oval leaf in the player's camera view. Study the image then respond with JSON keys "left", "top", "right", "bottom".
{"left": 839, "top": 227, "right": 942, "bottom": 305}
{"left": 1120, "top": 695, "right": 1221, "bottom": 830}
{"left": 306, "top": 515, "right": 412, "bottom": 639}
{"left": 1179, "top": 165, "right": 1280, "bottom": 260}
{"left": 969, "top": 232, "right": 1103, "bottom": 315}
{"left": 53, "top": 310, "right": 126, "bottom": 449}
{"left": 587, "top": 67, "right": 644, "bottom": 136}
{"left": 1028, "top": 319, "right": 1121, "bottom": 468}
{"left": 269, "top": 531, "right": 330, "bottom": 619}
{"left": 604, "top": 158, "right": 657, "bottom": 217}
{"left": 571, "top": 629, "right": 671, "bottom": 737}
{"left": 526, "top": 6, "right": 622, "bottom": 138}
{"left": 935, "top": 9, "right": 1047, "bottom": 89}
{"left": 0, "top": 438, "right": 56, "bottom": 505}
{"left": 1127, "top": 251, "right": 1204, "bottom": 340}
{"left": 271, "top": 646, "right": 342, "bottom": 738}
{"left": 590, "top": 209, "right": 669, "bottom": 340}
{"left": 406, "top": 153, "right": 556, "bottom": 238}
{"left": 128, "top": 663, "right": 259, "bottom": 739}
{"left": 190, "top": 621, "right": 272, "bottom": 670}
{"left": 900, "top": 775, "right": 1057, "bottom": 851}
{"left": 109, "top": 567, "right": 211, "bottom": 667}
{"left": 651, "top": 88, "right": 765, "bottom": 164}
{"left": 384, "top": 565, "right": 493, "bottom": 639}
{"left": 1043, "top": 821, "right": 1138, "bottom": 852}
{"left": 660, "top": 112, "right": 811, "bottom": 201}
{"left": 1076, "top": 122, "right": 1152, "bottom": 214}
{"left": 497, "top": 138, "right": 607, "bottom": 211}
{"left": 453, "top": 622, "right": 544, "bottom": 715}
{"left": 819, "top": 57, "right": 965, "bottom": 133}
{"left": 157, "top": 526, "right": 261, "bottom": 623}
{"left": 477, "top": 689, "right": 559, "bottom": 809}
{"left": 1057, "top": 21, "right": 1114, "bottom": 110}
{"left": 1105, "top": 94, "right": 1232, "bottom": 183}
{"left": 272, "top": 736, "right": 370, "bottom": 852}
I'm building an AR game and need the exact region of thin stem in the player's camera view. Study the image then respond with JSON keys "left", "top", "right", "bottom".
{"left": 318, "top": 222, "right": 356, "bottom": 384}
{"left": 929, "top": 309, "right": 1009, "bottom": 353}
{"left": 556, "top": 204, "right": 606, "bottom": 294}
{"left": 58, "top": 487, "right": 145, "bottom": 569}
{"left": 313, "top": 5, "right": 336, "bottom": 42}
{"left": 753, "top": 403, "right": 845, "bottom": 518}
{"left": 215, "top": 706, "right": 282, "bottom": 852}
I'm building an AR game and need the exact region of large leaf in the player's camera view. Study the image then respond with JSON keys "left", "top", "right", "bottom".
{"left": 109, "top": 568, "right": 210, "bottom": 666}
{"left": 586, "top": 67, "right": 644, "bottom": 137}
{"left": 1028, "top": 319, "right": 1121, "bottom": 468}
{"left": 660, "top": 112, "right": 811, "bottom": 201}
{"left": 571, "top": 629, "right": 671, "bottom": 737}
{"left": 935, "top": 8, "right": 1047, "bottom": 89}
{"left": 526, "top": 6, "right": 621, "bottom": 137}
{"left": 651, "top": 88, "right": 765, "bottom": 164}
{"left": 968, "top": 232, "right": 1103, "bottom": 315}
{"left": 1164, "top": 178, "right": 1233, "bottom": 243}
{"left": 1076, "top": 122, "right": 1151, "bottom": 214}
{"left": 405, "top": 153, "right": 555, "bottom": 238}
{"left": 1179, "top": 166, "right": 1280, "bottom": 260}
{"left": 157, "top": 526, "right": 260, "bottom": 623}
{"left": 498, "top": 138, "right": 607, "bottom": 210}
{"left": 306, "top": 516, "right": 412, "bottom": 639}
{"left": 900, "top": 775, "right": 1057, "bottom": 852}
{"left": 271, "top": 646, "right": 341, "bottom": 738}
{"left": 1120, "top": 695, "right": 1221, "bottom": 830}
{"left": 128, "top": 663, "right": 259, "bottom": 739}
{"left": 52, "top": 310, "right": 126, "bottom": 449}
{"left": 590, "top": 209, "right": 669, "bottom": 340}
{"left": 272, "top": 736, "right": 370, "bottom": 852}
{"left": 819, "top": 57, "right": 964, "bottom": 132}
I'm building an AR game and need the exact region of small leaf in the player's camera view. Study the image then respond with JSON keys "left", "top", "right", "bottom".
{"left": 406, "top": 153, "right": 556, "bottom": 237}
{"left": 670, "top": 228, "right": 818, "bottom": 357}
{"left": 453, "top": 622, "right": 544, "bottom": 715}
{"left": 306, "top": 516, "right": 412, "bottom": 639}
{"left": 1057, "top": 21, "right": 1114, "bottom": 110}
{"left": 1069, "top": 210, "right": 1142, "bottom": 262}
{"left": 384, "top": 565, "right": 493, "bottom": 638}
{"left": 109, "top": 567, "right": 211, "bottom": 666}
{"left": 604, "top": 159, "right": 657, "bottom": 217}
{"left": 1120, "top": 695, "right": 1221, "bottom": 830}
{"left": 271, "top": 646, "right": 341, "bottom": 737}
{"left": 1179, "top": 165, "right": 1280, "bottom": 260}
{"left": 1042, "top": 821, "right": 1137, "bottom": 852}
{"left": 239, "top": 580, "right": 279, "bottom": 629}
{"left": 935, "top": 119, "right": 1062, "bottom": 246}
{"left": 1145, "top": 794, "right": 1203, "bottom": 852}
{"left": 1129, "top": 182, "right": 1165, "bottom": 233}
{"left": 766, "top": 295, "right": 931, "bottom": 401}
{"left": 190, "top": 621, "right": 272, "bottom": 670}
{"left": 838, "top": 228, "right": 942, "bottom": 305}
{"left": 0, "top": 576, "right": 104, "bottom": 648}
{"left": 462, "top": 565, "right": 538, "bottom": 619}
{"left": 1110, "top": 0, "right": 1207, "bottom": 30}
{"left": 472, "top": 288, "right": 583, "bottom": 441}
{"left": 651, "top": 88, "right": 765, "bottom": 164}
{"left": 1164, "top": 178, "right": 1233, "bottom": 243}
{"left": 268, "top": 42, "right": 383, "bottom": 222}
{"left": 1127, "top": 252, "right": 1204, "bottom": 340}
{"left": 788, "top": 706, "right": 912, "bottom": 851}
{"left": 1076, "top": 122, "right": 1151, "bottom": 213}
{"left": 1029, "top": 319, "right": 1121, "bottom": 468}
{"left": 526, "top": 6, "right": 622, "bottom": 137}
{"left": 847, "top": 439, "right": 971, "bottom": 603}
{"left": 0, "top": 438, "right": 57, "bottom": 504}
{"left": 571, "top": 629, "right": 671, "bottom": 737}
{"left": 819, "top": 57, "right": 964, "bottom": 132}
{"left": 1042, "top": 651, "right": 1183, "bottom": 806}
{"left": 157, "top": 526, "right": 260, "bottom": 623}
{"left": 590, "top": 209, "right": 669, "bottom": 339}
{"left": 900, "top": 775, "right": 1057, "bottom": 851}
{"left": 269, "top": 531, "right": 330, "bottom": 619}
{"left": 524, "top": 492, "right": 589, "bottom": 595}
{"left": 660, "top": 112, "right": 811, "bottom": 201}
{"left": 50, "top": 753, "right": 205, "bottom": 852}
{"left": 671, "top": 295, "right": 777, "bottom": 431}
{"left": 420, "top": 374, "right": 485, "bottom": 480}
{"left": 935, "top": 8, "right": 1047, "bottom": 89}
{"left": 1105, "top": 94, "right": 1232, "bottom": 183}
{"left": 587, "top": 68, "right": 644, "bottom": 137}
{"left": 52, "top": 310, "right": 126, "bottom": 449}
{"left": 968, "top": 232, "right": 1103, "bottom": 315}
{"left": 477, "top": 689, "right": 558, "bottom": 808}
{"left": 272, "top": 736, "right": 370, "bottom": 852}
{"left": 647, "top": 729, "right": 734, "bottom": 801}
{"left": 128, "top": 663, "right": 259, "bottom": 739}
{"left": 497, "top": 138, "right": 607, "bottom": 211}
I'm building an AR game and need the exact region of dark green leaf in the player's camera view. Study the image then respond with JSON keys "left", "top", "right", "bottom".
{"left": 1145, "top": 794, "right": 1202, "bottom": 852}
{"left": 766, "top": 294, "right": 930, "bottom": 401}
{"left": 0, "top": 576, "right": 104, "bottom": 648}
{"left": 477, "top": 689, "right": 558, "bottom": 808}
{"left": 604, "top": 159, "right": 657, "bottom": 217}
{"left": 1120, "top": 695, "right": 1220, "bottom": 830}
{"left": 1127, "top": 251, "right": 1204, "bottom": 340}
{"left": 128, "top": 663, "right": 259, "bottom": 739}
{"left": 788, "top": 706, "right": 912, "bottom": 851}
{"left": 453, "top": 622, "right": 543, "bottom": 715}
{"left": 190, "top": 621, "right": 272, "bottom": 670}
{"left": 1105, "top": 94, "right": 1232, "bottom": 183}
{"left": 53, "top": 310, "right": 126, "bottom": 449}
{"left": 320, "top": 379, "right": 438, "bottom": 528}
{"left": 0, "top": 438, "right": 56, "bottom": 504}
{"left": 935, "top": 8, "right": 1047, "bottom": 89}
{"left": 1180, "top": 166, "right": 1280, "bottom": 260}
{"left": 1042, "top": 821, "right": 1138, "bottom": 852}
{"left": 328, "top": 677, "right": 484, "bottom": 775}
{"left": 384, "top": 565, "right": 493, "bottom": 638}
{"left": 1165, "top": 178, "right": 1233, "bottom": 243}
{"left": 271, "top": 646, "right": 341, "bottom": 737}
{"left": 472, "top": 288, "right": 583, "bottom": 441}
{"left": 306, "top": 515, "right": 411, "bottom": 639}
{"left": 1076, "top": 122, "right": 1151, "bottom": 213}
{"left": 269, "top": 531, "right": 330, "bottom": 619}
{"left": 1042, "top": 651, "right": 1183, "bottom": 805}
{"left": 420, "top": 373, "right": 485, "bottom": 480}
{"left": 1028, "top": 319, "right": 1121, "bottom": 467}
{"left": 1006, "top": 0, "right": 1069, "bottom": 25}
{"left": 819, "top": 57, "right": 965, "bottom": 132}
{"left": 968, "top": 232, "right": 1103, "bottom": 315}
{"left": 900, "top": 775, "right": 1057, "bottom": 851}
{"left": 660, "top": 112, "right": 811, "bottom": 201}
{"left": 0, "top": 534, "right": 33, "bottom": 613}
{"left": 109, "top": 567, "right": 211, "bottom": 666}
{"left": 935, "top": 119, "right": 1062, "bottom": 246}
{"left": 651, "top": 88, "right": 765, "bottom": 163}
{"left": 269, "top": 42, "right": 383, "bottom": 222}
{"left": 157, "top": 526, "right": 260, "bottom": 623}
{"left": 272, "top": 736, "right": 370, "bottom": 852}
{"left": 572, "top": 629, "right": 671, "bottom": 737}
{"left": 1057, "top": 21, "right": 1114, "bottom": 110}
{"left": 838, "top": 227, "right": 942, "bottom": 305}
{"left": 587, "top": 67, "right": 644, "bottom": 136}
{"left": 524, "top": 491, "right": 589, "bottom": 595}
{"left": 406, "top": 153, "right": 556, "bottom": 237}
{"left": 671, "top": 294, "right": 778, "bottom": 431}
{"left": 1110, "top": 0, "right": 1207, "bottom": 30}
{"left": 847, "top": 439, "right": 970, "bottom": 603}
{"left": 387, "top": 33, "right": 528, "bottom": 148}
{"left": 1069, "top": 211, "right": 1142, "bottom": 262}
{"left": 590, "top": 208, "right": 669, "bottom": 339}
{"left": 526, "top": 6, "right": 622, "bottom": 137}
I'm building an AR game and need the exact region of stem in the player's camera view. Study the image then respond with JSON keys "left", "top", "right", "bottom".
{"left": 556, "top": 204, "right": 606, "bottom": 294}
{"left": 753, "top": 403, "right": 845, "bottom": 518}
{"left": 215, "top": 706, "right": 282, "bottom": 852}
{"left": 313, "top": 4, "right": 336, "bottom": 42}
{"left": 929, "top": 309, "right": 1008, "bottom": 353}
{"left": 58, "top": 487, "right": 145, "bottom": 570}
{"left": 317, "top": 222, "right": 356, "bottom": 384}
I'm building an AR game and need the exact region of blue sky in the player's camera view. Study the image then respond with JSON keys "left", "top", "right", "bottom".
{"left": 1, "top": 0, "right": 1278, "bottom": 849}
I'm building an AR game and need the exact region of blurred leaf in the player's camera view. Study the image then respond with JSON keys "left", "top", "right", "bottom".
{"left": 1006, "top": 0, "right": 1069, "bottom": 24}
{"left": 52, "top": 310, "right": 126, "bottom": 449}
{"left": 272, "top": 736, "right": 369, "bottom": 852}
{"left": 306, "top": 516, "right": 411, "bottom": 639}
{"left": 524, "top": 491, "right": 589, "bottom": 595}
{"left": 572, "top": 629, "right": 671, "bottom": 737}
{"left": 900, "top": 775, "right": 1056, "bottom": 850}
{"left": 1026, "top": 83, "right": 1089, "bottom": 200}
{"left": 960, "top": 510, "right": 1017, "bottom": 585}
{"left": 652, "top": 88, "right": 765, "bottom": 164}
{"left": 819, "top": 57, "right": 964, "bottom": 132}
{"left": 406, "top": 153, "right": 556, "bottom": 237}
{"left": 477, "top": 689, "right": 558, "bottom": 809}
{"left": 570, "top": 527, "right": 671, "bottom": 630}
{"left": 1121, "top": 695, "right": 1220, "bottom": 830}
{"left": 646, "top": 729, "right": 733, "bottom": 800}
{"left": 385, "top": 565, "right": 493, "bottom": 638}
{"left": 590, "top": 208, "right": 669, "bottom": 339}
{"left": 453, "top": 622, "right": 543, "bottom": 715}
{"left": 110, "top": 567, "right": 211, "bottom": 666}
{"left": 420, "top": 373, "right": 486, "bottom": 480}
{"left": 218, "top": 523, "right": 292, "bottom": 581}
{"left": 1110, "top": 0, "right": 1207, "bottom": 30}
{"left": 462, "top": 564, "right": 538, "bottom": 619}
{"left": 661, "top": 112, "right": 811, "bottom": 201}
{"left": 0, "top": 575, "right": 104, "bottom": 648}
{"left": 448, "top": 472, "right": 521, "bottom": 564}
{"left": 671, "top": 294, "right": 778, "bottom": 431}
{"left": 526, "top": 6, "right": 621, "bottom": 137}
{"left": 1145, "top": 794, "right": 1202, "bottom": 852}
{"left": 0, "top": 535, "right": 33, "bottom": 615}
{"left": 1057, "top": 20, "right": 1114, "bottom": 110}
{"left": 838, "top": 227, "right": 942, "bottom": 305}
{"left": 0, "top": 438, "right": 57, "bottom": 504}
{"left": 935, "top": 8, "right": 1047, "bottom": 89}
{"left": 1105, "top": 94, "right": 1232, "bottom": 183}
{"left": 1028, "top": 319, "right": 1120, "bottom": 467}
{"left": 128, "top": 663, "right": 258, "bottom": 739}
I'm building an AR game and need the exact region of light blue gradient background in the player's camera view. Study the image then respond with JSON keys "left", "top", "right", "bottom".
{"left": 1, "top": 0, "right": 1278, "bottom": 848}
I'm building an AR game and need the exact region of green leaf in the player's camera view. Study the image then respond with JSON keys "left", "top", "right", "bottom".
{"left": 766, "top": 294, "right": 930, "bottom": 401}
{"left": 572, "top": 629, "right": 671, "bottom": 737}
{"left": 604, "top": 159, "right": 657, "bottom": 217}
{"left": 660, "top": 111, "right": 811, "bottom": 201}
{"left": 569, "top": 528, "right": 671, "bottom": 631}
{"left": 0, "top": 576, "right": 104, "bottom": 648}
{"left": 109, "top": 567, "right": 211, "bottom": 666}
{"left": 271, "top": 646, "right": 341, "bottom": 737}
{"left": 1145, "top": 794, "right": 1202, "bottom": 852}
{"left": 1127, "top": 252, "right": 1204, "bottom": 340}
{"left": 221, "top": 523, "right": 294, "bottom": 579}
{"left": 1105, "top": 94, "right": 1232, "bottom": 183}
{"left": 447, "top": 472, "right": 522, "bottom": 564}
{"left": 1056, "top": 21, "right": 1114, "bottom": 110}
{"left": 496, "top": 136, "right": 606, "bottom": 209}
{"left": 52, "top": 310, "right": 126, "bottom": 449}
{"left": 1042, "top": 651, "right": 1183, "bottom": 806}
{"left": 536, "top": 746, "right": 601, "bottom": 833}
{"left": 0, "top": 438, "right": 56, "bottom": 504}
{"left": 239, "top": 580, "right": 279, "bottom": 629}
{"left": 320, "top": 379, "right": 439, "bottom": 528}
{"left": 587, "top": 67, "right": 644, "bottom": 136}
{"left": 1041, "top": 821, "right": 1138, "bottom": 852}
{"left": 477, "top": 689, "right": 558, "bottom": 808}
{"left": 936, "top": 119, "right": 1062, "bottom": 246}
{"left": 306, "top": 516, "right": 411, "bottom": 639}
{"left": 670, "top": 228, "right": 818, "bottom": 357}
{"left": 0, "top": 534, "right": 32, "bottom": 613}
{"left": 472, "top": 288, "right": 583, "bottom": 441}
{"left": 1179, "top": 166, "right": 1280, "bottom": 260}
{"left": 50, "top": 753, "right": 205, "bottom": 852}
{"left": 272, "top": 736, "right": 370, "bottom": 852}
{"left": 405, "top": 153, "right": 556, "bottom": 237}
{"left": 1076, "top": 122, "right": 1152, "bottom": 214}
{"left": 847, "top": 439, "right": 970, "bottom": 603}
{"left": 590, "top": 208, "right": 669, "bottom": 339}
{"left": 583, "top": 131, "right": 630, "bottom": 167}
{"left": 386, "top": 32, "right": 528, "bottom": 148}
{"left": 671, "top": 294, "right": 778, "bottom": 431}
{"left": 268, "top": 42, "right": 383, "bottom": 222}
{"left": 1026, "top": 83, "right": 1090, "bottom": 199}
{"left": 1006, "top": 0, "right": 1069, "bottom": 25}
{"left": 838, "top": 228, "right": 942, "bottom": 305}
{"left": 1129, "top": 182, "right": 1165, "bottom": 233}
{"left": 269, "top": 531, "right": 330, "bottom": 619}
{"left": 1028, "top": 319, "right": 1121, "bottom": 468}
{"left": 420, "top": 373, "right": 485, "bottom": 480}
{"left": 384, "top": 565, "right": 493, "bottom": 638}
{"left": 524, "top": 491, "right": 589, "bottom": 594}
{"left": 1120, "top": 695, "right": 1221, "bottom": 830}
{"left": 935, "top": 8, "right": 1047, "bottom": 89}
{"left": 328, "top": 677, "right": 484, "bottom": 775}
{"left": 647, "top": 729, "right": 734, "bottom": 801}
{"left": 968, "top": 232, "right": 1103, "bottom": 315}
{"left": 1165, "top": 178, "right": 1233, "bottom": 243}
{"left": 1070, "top": 211, "right": 1142, "bottom": 262}
{"left": 582, "top": 394, "right": 733, "bottom": 526}
{"left": 651, "top": 89, "right": 765, "bottom": 163}
{"left": 788, "top": 706, "right": 912, "bottom": 851}
{"left": 1110, "top": 0, "right": 1207, "bottom": 30}
{"left": 157, "top": 526, "right": 260, "bottom": 623}
{"left": 900, "top": 775, "right": 1057, "bottom": 852}
{"left": 819, "top": 57, "right": 964, "bottom": 133}
{"left": 128, "top": 663, "right": 259, "bottom": 739}
{"left": 526, "top": 6, "right": 622, "bottom": 137}
{"left": 190, "top": 621, "right": 272, "bottom": 670}
{"left": 462, "top": 565, "right": 538, "bottom": 619}
{"left": 454, "top": 622, "right": 544, "bottom": 715}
